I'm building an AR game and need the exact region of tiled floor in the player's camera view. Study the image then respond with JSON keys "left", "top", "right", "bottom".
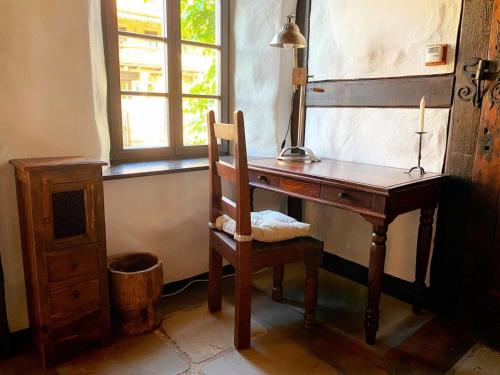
{"left": 1, "top": 264, "right": 499, "bottom": 374}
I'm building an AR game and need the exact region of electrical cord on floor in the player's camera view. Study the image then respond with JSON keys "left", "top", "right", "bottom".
{"left": 280, "top": 91, "right": 296, "bottom": 150}
{"left": 161, "top": 268, "right": 269, "bottom": 298}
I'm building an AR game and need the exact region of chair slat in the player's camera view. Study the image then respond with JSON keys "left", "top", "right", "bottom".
{"left": 215, "top": 196, "right": 236, "bottom": 219}
{"left": 215, "top": 161, "right": 236, "bottom": 184}
{"left": 214, "top": 122, "right": 235, "bottom": 141}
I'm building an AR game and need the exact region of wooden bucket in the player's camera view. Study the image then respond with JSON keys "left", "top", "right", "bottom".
{"left": 108, "top": 253, "right": 163, "bottom": 336}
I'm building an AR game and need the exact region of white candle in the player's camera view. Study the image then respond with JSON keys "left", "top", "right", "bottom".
{"left": 418, "top": 96, "right": 425, "bottom": 132}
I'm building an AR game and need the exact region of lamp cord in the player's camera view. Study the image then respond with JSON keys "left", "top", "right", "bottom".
{"left": 280, "top": 91, "right": 296, "bottom": 150}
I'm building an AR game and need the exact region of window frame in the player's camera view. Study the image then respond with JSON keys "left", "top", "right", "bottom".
{"left": 102, "top": 0, "right": 229, "bottom": 163}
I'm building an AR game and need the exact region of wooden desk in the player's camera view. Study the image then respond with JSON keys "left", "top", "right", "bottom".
{"left": 247, "top": 158, "right": 448, "bottom": 344}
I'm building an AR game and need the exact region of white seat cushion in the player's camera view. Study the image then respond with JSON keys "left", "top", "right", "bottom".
{"left": 215, "top": 210, "right": 311, "bottom": 243}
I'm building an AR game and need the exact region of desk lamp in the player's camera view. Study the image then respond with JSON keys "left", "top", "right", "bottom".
{"left": 270, "top": 15, "right": 319, "bottom": 162}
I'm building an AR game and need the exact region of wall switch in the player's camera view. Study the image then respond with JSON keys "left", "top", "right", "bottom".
{"left": 425, "top": 44, "right": 447, "bottom": 66}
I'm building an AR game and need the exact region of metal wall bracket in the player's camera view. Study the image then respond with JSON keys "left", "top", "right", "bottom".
{"left": 457, "top": 57, "right": 499, "bottom": 108}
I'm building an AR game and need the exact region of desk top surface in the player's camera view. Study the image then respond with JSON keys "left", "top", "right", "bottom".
{"left": 248, "top": 158, "right": 447, "bottom": 192}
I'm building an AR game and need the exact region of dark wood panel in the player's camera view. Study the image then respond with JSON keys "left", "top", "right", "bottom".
{"left": 445, "top": 1, "right": 494, "bottom": 174}
{"left": 306, "top": 74, "right": 455, "bottom": 108}
{"left": 467, "top": 0, "right": 500, "bottom": 347}
{"left": 431, "top": 0, "right": 494, "bottom": 318}
{"left": 0, "top": 255, "right": 10, "bottom": 359}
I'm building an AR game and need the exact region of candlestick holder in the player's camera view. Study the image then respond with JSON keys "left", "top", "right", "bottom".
{"left": 406, "top": 131, "right": 427, "bottom": 175}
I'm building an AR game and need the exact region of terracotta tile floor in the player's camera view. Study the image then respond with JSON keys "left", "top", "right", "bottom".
{"left": 1, "top": 264, "right": 499, "bottom": 374}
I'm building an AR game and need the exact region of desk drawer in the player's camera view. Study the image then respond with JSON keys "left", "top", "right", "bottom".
{"left": 320, "top": 185, "right": 373, "bottom": 209}
{"left": 248, "top": 170, "right": 280, "bottom": 188}
{"left": 280, "top": 178, "right": 320, "bottom": 198}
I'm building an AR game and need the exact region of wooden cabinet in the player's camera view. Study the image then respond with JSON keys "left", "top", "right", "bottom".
{"left": 10, "top": 157, "right": 110, "bottom": 368}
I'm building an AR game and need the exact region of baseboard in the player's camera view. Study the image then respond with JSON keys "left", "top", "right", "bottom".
{"left": 162, "top": 265, "right": 235, "bottom": 295}
{"left": 322, "top": 252, "right": 430, "bottom": 309}
{"left": 162, "top": 254, "right": 429, "bottom": 308}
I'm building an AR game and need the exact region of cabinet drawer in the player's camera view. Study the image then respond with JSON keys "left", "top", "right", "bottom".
{"left": 320, "top": 185, "right": 373, "bottom": 209}
{"left": 47, "top": 245, "right": 100, "bottom": 283}
{"left": 248, "top": 170, "right": 280, "bottom": 188}
{"left": 50, "top": 279, "right": 101, "bottom": 325}
{"left": 52, "top": 309, "right": 104, "bottom": 347}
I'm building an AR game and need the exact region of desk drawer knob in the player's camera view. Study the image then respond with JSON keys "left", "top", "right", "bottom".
{"left": 337, "top": 192, "right": 349, "bottom": 199}
{"left": 258, "top": 175, "right": 268, "bottom": 183}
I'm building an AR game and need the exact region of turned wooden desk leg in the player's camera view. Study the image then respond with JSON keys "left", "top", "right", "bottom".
{"left": 413, "top": 207, "right": 435, "bottom": 314}
{"left": 365, "top": 223, "right": 388, "bottom": 345}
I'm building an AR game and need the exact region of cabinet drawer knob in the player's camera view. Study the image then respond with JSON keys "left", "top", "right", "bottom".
{"left": 337, "top": 192, "right": 349, "bottom": 199}
{"left": 72, "top": 290, "right": 81, "bottom": 299}
{"left": 258, "top": 175, "right": 268, "bottom": 182}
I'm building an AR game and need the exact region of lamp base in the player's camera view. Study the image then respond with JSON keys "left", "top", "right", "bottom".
{"left": 277, "top": 146, "right": 320, "bottom": 163}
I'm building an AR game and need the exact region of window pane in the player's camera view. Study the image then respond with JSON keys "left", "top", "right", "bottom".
{"left": 121, "top": 95, "right": 169, "bottom": 149}
{"left": 119, "top": 35, "right": 167, "bottom": 93}
{"left": 117, "top": 0, "right": 165, "bottom": 37}
{"left": 183, "top": 98, "right": 219, "bottom": 146}
{"left": 180, "top": 0, "right": 218, "bottom": 45}
{"left": 182, "top": 44, "right": 218, "bottom": 95}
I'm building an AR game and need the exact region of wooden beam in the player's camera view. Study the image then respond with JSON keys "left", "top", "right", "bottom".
{"left": 290, "top": 0, "right": 312, "bottom": 145}
{"left": 305, "top": 74, "right": 455, "bottom": 108}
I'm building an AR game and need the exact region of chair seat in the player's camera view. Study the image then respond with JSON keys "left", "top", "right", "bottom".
{"left": 215, "top": 210, "right": 311, "bottom": 243}
{"left": 210, "top": 229, "right": 323, "bottom": 271}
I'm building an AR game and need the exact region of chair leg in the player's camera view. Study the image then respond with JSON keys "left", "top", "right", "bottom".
{"left": 234, "top": 266, "right": 252, "bottom": 350}
{"left": 208, "top": 247, "right": 222, "bottom": 313}
{"left": 272, "top": 264, "right": 284, "bottom": 302}
{"left": 304, "top": 263, "right": 319, "bottom": 330}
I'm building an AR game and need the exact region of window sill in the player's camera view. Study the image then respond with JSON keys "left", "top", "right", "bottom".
{"left": 102, "top": 157, "right": 210, "bottom": 181}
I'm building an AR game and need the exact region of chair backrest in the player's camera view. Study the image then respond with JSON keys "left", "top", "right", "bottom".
{"left": 207, "top": 110, "right": 252, "bottom": 243}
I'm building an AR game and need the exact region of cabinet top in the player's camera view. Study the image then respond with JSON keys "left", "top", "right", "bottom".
{"left": 9, "top": 157, "right": 107, "bottom": 171}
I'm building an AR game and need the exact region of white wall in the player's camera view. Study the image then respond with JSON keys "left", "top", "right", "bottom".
{"left": 308, "top": 0, "right": 461, "bottom": 80}
{"left": 304, "top": 0, "right": 462, "bottom": 282}
{"left": 233, "top": 0, "right": 297, "bottom": 156}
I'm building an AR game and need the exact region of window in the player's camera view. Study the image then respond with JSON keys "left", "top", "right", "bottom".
{"left": 102, "top": 0, "right": 229, "bottom": 162}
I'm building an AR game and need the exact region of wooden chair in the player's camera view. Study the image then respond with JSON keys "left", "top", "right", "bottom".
{"left": 207, "top": 110, "right": 323, "bottom": 349}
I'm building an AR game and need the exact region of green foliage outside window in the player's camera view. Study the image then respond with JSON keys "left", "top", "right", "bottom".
{"left": 180, "top": 0, "right": 217, "bottom": 146}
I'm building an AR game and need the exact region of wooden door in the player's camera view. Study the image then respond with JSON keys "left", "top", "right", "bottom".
{"left": 467, "top": 0, "right": 500, "bottom": 347}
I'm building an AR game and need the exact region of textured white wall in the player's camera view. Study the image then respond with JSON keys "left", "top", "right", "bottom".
{"left": 305, "top": 107, "right": 449, "bottom": 173}
{"left": 233, "top": 0, "right": 296, "bottom": 156}
{"left": 304, "top": 0, "right": 461, "bottom": 282}
{"left": 308, "top": 0, "right": 462, "bottom": 80}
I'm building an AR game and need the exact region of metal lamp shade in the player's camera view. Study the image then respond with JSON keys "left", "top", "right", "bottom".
{"left": 270, "top": 18, "right": 307, "bottom": 49}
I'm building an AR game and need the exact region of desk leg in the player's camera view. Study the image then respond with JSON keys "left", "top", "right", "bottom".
{"left": 413, "top": 207, "right": 435, "bottom": 314}
{"left": 365, "top": 223, "right": 388, "bottom": 345}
